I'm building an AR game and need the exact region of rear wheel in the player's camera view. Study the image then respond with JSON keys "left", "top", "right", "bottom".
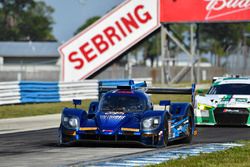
{"left": 182, "top": 108, "right": 194, "bottom": 143}
{"left": 163, "top": 116, "right": 169, "bottom": 146}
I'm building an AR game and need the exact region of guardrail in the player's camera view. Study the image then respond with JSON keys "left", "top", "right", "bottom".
{"left": 0, "top": 78, "right": 152, "bottom": 105}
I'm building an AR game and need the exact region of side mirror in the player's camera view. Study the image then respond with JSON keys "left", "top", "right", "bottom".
{"left": 159, "top": 100, "right": 171, "bottom": 111}
{"left": 159, "top": 100, "right": 171, "bottom": 106}
{"left": 73, "top": 99, "right": 82, "bottom": 108}
{"left": 88, "top": 101, "right": 99, "bottom": 119}
{"left": 88, "top": 101, "right": 99, "bottom": 114}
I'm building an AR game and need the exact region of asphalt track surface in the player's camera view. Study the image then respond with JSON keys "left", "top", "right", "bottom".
{"left": 0, "top": 127, "right": 250, "bottom": 167}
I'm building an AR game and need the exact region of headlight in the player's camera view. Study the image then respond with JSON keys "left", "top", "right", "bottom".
{"left": 199, "top": 105, "right": 205, "bottom": 110}
{"left": 62, "top": 115, "right": 79, "bottom": 129}
{"left": 143, "top": 118, "right": 153, "bottom": 129}
{"left": 198, "top": 104, "right": 213, "bottom": 110}
{"left": 142, "top": 117, "right": 160, "bottom": 130}
{"left": 63, "top": 116, "right": 69, "bottom": 123}
{"left": 69, "top": 118, "right": 79, "bottom": 128}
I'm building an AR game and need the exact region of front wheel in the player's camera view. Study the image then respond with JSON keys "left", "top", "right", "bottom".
{"left": 58, "top": 128, "right": 67, "bottom": 146}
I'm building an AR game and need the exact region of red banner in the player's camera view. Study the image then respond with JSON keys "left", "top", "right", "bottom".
{"left": 160, "top": 0, "right": 250, "bottom": 23}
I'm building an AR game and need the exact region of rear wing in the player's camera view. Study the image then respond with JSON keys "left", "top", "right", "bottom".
{"left": 98, "top": 80, "right": 196, "bottom": 105}
{"left": 146, "top": 84, "right": 196, "bottom": 106}
{"left": 212, "top": 77, "right": 225, "bottom": 83}
{"left": 146, "top": 87, "right": 192, "bottom": 95}
{"left": 98, "top": 80, "right": 147, "bottom": 99}
{"left": 212, "top": 75, "right": 240, "bottom": 83}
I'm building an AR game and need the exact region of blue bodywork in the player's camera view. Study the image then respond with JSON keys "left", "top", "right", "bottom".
{"left": 58, "top": 80, "right": 195, "bottom": 147}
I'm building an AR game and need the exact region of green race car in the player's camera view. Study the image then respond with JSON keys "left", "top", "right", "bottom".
{"left": 195, "top": 76, "right": 250, "bottom": 126}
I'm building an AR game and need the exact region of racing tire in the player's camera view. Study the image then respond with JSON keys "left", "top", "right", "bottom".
{"left": 181, "top": 108, "right": 194, "bottom": 144}
{"left": 58, "top": 128, "right": 67, "bottom": 147}
{"left": 163, "top": 116, "right": 169, "bottom": 146}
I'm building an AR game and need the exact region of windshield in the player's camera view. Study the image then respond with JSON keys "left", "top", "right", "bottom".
{"left": 207, "top": 84, "right": 250, "bottom": 95}
{"left": 99, "top": 94, "right": 147, "bottom": 112}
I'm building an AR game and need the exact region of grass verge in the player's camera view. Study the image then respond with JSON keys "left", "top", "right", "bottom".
{"left": 0, "top": 101, "right": 91, "bottom": 119}
{"left": 148, "top": 141, "right": 250, "bottom": 167}
{"left": 0, "top": 94, "right": 191, "bottom": 119}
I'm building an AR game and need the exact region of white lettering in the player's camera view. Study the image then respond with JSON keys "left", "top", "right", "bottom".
{"left": 206, "top": 0, "right": 250, "bottom": 11}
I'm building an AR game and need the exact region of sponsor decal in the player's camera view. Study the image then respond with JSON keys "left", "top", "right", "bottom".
{"left": 236, "top": 98, "right": 248, "bottom": 103}
{"left": 223, "top": 109, "right": 240, "bottom": 113}
{"left": 168, "top": 120, "right": 172, "bottom": 138}
{"left": 105, "top": 112, "right": 124, "bottom": 115}
{"left": 160, "top": 0, "right": 250, "bottom": 22}
{"left": 101, "top": 115, "right": 125, "bottom": 120}
{"left": 205, "top": 0, "right": 250, "bottom": 20}
{"left": 196, "top": 109, "right": 210, "bottom": 117}
{"left": 102, "top": 130, "right": 113, "bottom": 132}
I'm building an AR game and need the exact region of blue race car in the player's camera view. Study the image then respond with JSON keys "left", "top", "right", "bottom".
{"left": 58, "top": 80, "right": 196, "bottom": 147}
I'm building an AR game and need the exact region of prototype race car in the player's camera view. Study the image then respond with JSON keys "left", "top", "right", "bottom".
{"left": 195, "top": 76, "right": 250, "bottom": 126}
{"left": 58, "top": 80, "right": 196, "bottom": 147}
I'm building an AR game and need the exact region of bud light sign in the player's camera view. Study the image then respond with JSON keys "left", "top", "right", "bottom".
{"left": 59, "top": 0, "right": 160, "bottom": 81}
{"left": 160, "top": 0, "right": 250, "bottom": 22}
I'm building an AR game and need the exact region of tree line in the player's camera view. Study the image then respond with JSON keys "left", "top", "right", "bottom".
{"left": 0, "top": 0, "right": 55, "bottom": 41}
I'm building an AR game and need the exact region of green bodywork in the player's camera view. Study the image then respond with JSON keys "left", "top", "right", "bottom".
{"left": 195, "top": 105, "right": 250, "bottom": 126}
{"left": 248, "top": 108, "right": 250, "bottom": 125}
{"left": 195, "top": 107, "right": 250, "bottom": 126}
{"left": 196, "top": 77, "right": 250, "bottom": 126}
{"left": 195, "top": 105, "right": 216, "bottom": 125}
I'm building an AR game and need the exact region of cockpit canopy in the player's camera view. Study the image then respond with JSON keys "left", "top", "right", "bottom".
{"left": 99, "top": 90, "right": 148, "bottom": 113}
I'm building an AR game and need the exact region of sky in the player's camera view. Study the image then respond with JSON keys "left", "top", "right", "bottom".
{"left": 40, "top": 0, "right": 123, "bottom": 43}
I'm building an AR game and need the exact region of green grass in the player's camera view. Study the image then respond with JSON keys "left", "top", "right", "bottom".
{"left": 151, "top": 94, "right": 191, "bottom": 104}
{"left": 0, "top": 94, "right": 191, "bottom": 119}
{"left": 148, "top": 141, "right": 250, "bottom": 167}
{"left": 0, "top": 101, "right": 91, "bottom": 119}
{"left": 154, "top": 80, "right": 211, "bottom": 87}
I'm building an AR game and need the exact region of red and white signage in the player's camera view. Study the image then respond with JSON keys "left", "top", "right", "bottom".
{"left": 59, "top": 0, "right": 160, "bottom": 81}
{"left": 160, "top": 0, "right": 250, "bottom": 22}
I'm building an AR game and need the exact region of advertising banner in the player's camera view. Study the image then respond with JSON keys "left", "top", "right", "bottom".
{"left": 59, "top": 0, "right": 160, "bottom": 81}
{"left": 160, "top": 0, "right": 250, "bottom": 22}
